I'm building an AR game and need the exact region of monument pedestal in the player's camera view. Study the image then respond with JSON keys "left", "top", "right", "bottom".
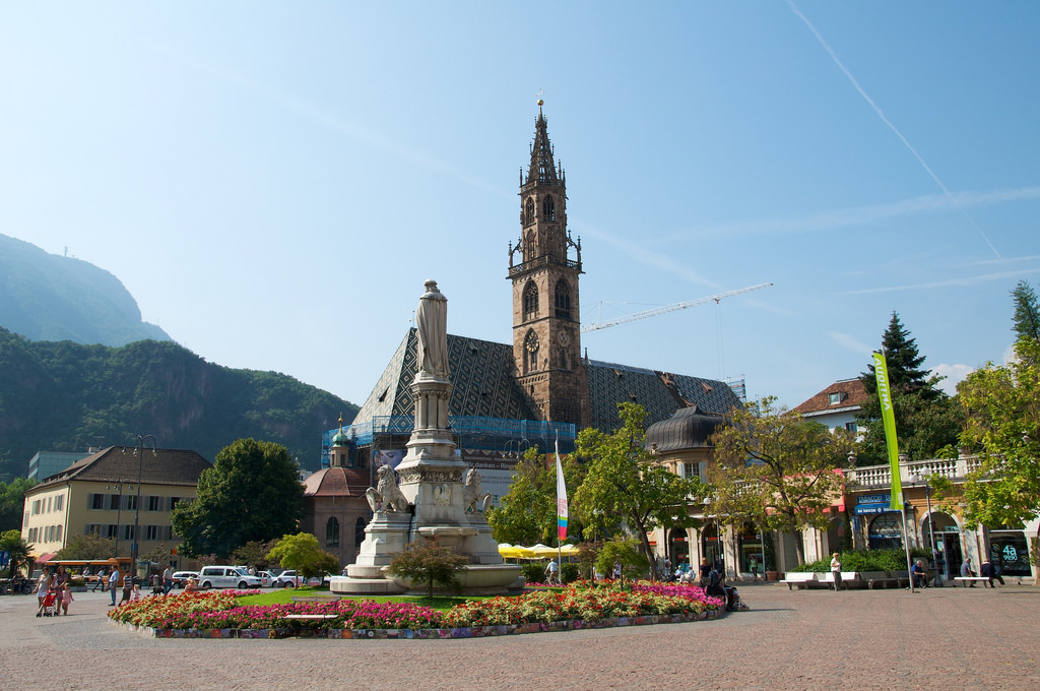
{"left": 336, "top": 280, "right": 521, "bottom": 594}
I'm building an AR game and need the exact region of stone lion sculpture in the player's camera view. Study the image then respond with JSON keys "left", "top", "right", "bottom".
{"left": 366, "top": 465, "right": 410, "bottom": 513}
{"left": 463, "top": 468, "right": 492, "bottom": 513}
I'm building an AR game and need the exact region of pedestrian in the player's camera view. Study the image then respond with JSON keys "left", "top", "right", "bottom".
{"left": 60, "top": 582, "right": 73, "bottom": 616}
{"left": 35, "top": 571, "right": 52, "bottom": 617}
{"left": 120, "top": 574, "right": 133, "bottom": 604}
{"left": 613, "top": 560, "right": 623, "bottom": 581}
{"left": 162, "top": 565, "right": 174, "bottom": 595}
{"left": 749, "top": 555, "right": 759, "bottom": 581}
{"left": 544, "top": 559, "right": 559, "bottom": 585}
{"left": 830, "top": 552, "right": 843, "bottom": 591}
{"left": 980, "top": 560, "right": 1005, "bottom": 588}
{"left": 961, "top": 557, "right": 976, "bottom": 587}
{"left": 108, "top": 565, "right": 120, "bottom": 606}
{"left": 130, "top": 583, "right": 142, "bottom": 602}
{"left": 698, "top": 558, "right": 711, "bottom": 587}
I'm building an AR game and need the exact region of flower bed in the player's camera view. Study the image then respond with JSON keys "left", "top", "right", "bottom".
{"left": 108, "top": 580, "right": 724, "bottom": 638}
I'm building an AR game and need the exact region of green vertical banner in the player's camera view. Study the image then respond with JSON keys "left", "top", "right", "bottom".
{"left": 872, "top": 352, "right": 903, "bottom": 510}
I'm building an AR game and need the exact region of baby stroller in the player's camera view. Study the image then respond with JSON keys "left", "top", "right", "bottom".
{"left": 40, "top": 590, "right": 58, "bottom": 617}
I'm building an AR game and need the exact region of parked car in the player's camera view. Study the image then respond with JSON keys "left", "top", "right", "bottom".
{"left": 256, "top": 571, "right": 274, "bottom": 588}
{"left": 170, "top": 571, "right": 198, "bottom": 588}
{"left": 273, "top": 570, "right": 301, "bottom": 588}
{"left": 197, "top": 566, "right": 262, "bottom": 590}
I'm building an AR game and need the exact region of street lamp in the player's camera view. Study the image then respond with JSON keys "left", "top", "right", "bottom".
{"left": 123, "top": 434, "right": 157, "bottom": 578}
{"left": 914, "top": 472, "right": 940, "bottom": 583}
{"left": 105, "top": 480, "right": 129, "bottom": 557}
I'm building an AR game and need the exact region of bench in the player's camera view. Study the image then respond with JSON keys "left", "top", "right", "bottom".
{"left": 779, "top": 573, "right": 816, "bottom": 590}
{"left": 953, "top": 576, "right": 990, "bottom": 588}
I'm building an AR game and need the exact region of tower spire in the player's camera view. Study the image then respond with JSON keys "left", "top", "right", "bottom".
{"left": 526, "top": 99, "right": 559, "bottom": 186}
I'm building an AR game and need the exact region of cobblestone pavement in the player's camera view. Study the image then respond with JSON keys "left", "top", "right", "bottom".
{"left": 2, "top": 583, "right": 1037, "bottom": 690}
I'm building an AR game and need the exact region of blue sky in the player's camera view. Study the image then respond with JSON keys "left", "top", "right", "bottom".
{"left": 2, "top": 1, "right": 1038, "bottom": 410}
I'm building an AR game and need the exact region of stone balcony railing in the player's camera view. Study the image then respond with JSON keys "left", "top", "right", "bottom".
{"left": 843, "top": 455, "right": 983, "bottom": 490}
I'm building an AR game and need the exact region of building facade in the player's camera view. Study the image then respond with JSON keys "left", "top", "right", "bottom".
{"left": 21, "top": 446, "right": 209, "bottom": 563}
{"left": 301, "top": 425, "right": 371, "bottom": 567}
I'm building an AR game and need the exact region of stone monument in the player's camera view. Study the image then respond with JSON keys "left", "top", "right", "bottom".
{"left": 332, "top": 280, "right": 521, "bottom": 594}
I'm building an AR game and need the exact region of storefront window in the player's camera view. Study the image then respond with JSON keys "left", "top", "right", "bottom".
{"left": 868, "top": 512, "right": 904, "bottom": 550}
{"left": 989, "top": 532, "right": 1031, "bottom": 577}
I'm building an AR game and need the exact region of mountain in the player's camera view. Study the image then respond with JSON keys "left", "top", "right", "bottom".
{"left": 0, "top": 327, "right": 358, "bottom": 480}
{"left": 0, "top": 233, "right": 171, "bottom": 346}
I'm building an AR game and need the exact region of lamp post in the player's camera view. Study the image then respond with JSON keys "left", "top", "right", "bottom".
{"left": 105, "top": 480, "right": 128, "bottom": 557}
{"left": 124, "top": 434, "right": 157, "bottom": 579}
{"left": 915, "top": 473, "right": 939, "bottom": 583}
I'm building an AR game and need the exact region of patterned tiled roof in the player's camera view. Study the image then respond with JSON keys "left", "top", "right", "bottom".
{"left": 353, "top": 329, "right": 536, "bottom": 425}
{"left": 353, "top": 330, "right": 740, "bottom": 433}
{"left": 792, "top": 378, "right": 869, "bottom": 415}
{"left": 586, "top": 360, "right": 740, "bottom": 431}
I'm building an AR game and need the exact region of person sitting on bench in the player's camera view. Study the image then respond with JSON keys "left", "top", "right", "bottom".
{"left": 960, "top": 558, "right": 976, "bottom": 586}
{"left": 911, "top": 560, "right": 928, "bottom": 588}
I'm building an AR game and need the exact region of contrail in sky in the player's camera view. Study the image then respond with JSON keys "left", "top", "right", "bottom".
{"left": 786, "top": 0, "right": 1001, "bottom": 258}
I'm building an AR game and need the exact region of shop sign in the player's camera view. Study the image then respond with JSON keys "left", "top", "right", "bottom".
{"left": 858, "top": 494, "right": 891, "bottom": 505}
{"left": 854, "top": 503, "right": 893, "bottom": 515}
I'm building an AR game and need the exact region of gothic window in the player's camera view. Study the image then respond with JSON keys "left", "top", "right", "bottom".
{"left": 326, "top": 517, "right": 340, "bottom": 548}
{"left": 543, "top": 195, "right": 555, "bottom": 221}
{"left": 523, "top": 329, "right": 539, "bottom": 375}
{"left": 523, "top": 231, "right": 534, "bottom": 262}
{"left": 559, "top": 347, "right": 568, "bottom": 370}
{"left": 525, "top": 198, "right": 535, "bottom": 226}
{"left": 523, "top": 282, "right": 538, "bottom": 321}
{"left": 554, "top": 279, "right": 572, "bottom": 319}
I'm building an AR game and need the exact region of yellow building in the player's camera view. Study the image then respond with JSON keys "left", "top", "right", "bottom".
{"left": 21, "top": 446, "right": 210, "bottom": 563}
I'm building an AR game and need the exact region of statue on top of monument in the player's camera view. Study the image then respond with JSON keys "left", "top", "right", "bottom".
{"left": 415, "top": 279, "right": 449, "bottom": 379}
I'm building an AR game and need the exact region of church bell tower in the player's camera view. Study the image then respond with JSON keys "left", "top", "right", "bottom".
{"left": 508, "top": 102, "right": 588, "bottom": 427}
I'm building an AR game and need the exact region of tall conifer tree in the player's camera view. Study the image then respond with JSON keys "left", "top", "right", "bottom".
{"left": 1011, "top": 280, "right": 1040, "bottom": 342}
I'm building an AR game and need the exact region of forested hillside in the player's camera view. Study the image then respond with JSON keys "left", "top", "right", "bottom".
{"left": 0, "top": 327, "right": 357, "bottom": 480}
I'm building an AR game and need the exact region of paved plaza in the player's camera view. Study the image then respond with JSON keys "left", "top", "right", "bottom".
{"left": 1, "top": 583, "right": 1037, "bottom": 689}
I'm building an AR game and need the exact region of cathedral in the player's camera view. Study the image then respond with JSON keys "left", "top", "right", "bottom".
{"left": 312, "top": 106, "right": 741, "bottom": 558}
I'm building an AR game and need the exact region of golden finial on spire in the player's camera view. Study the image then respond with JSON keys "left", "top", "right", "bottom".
{"left": 338, "top": 413, "right": 343, "bottom": 431}
{"left": 537, "top": 88, "right": 544, "bottom": 109}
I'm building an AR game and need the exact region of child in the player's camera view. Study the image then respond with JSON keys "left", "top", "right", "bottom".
{"left": 61, "top": 582, "right": 73, "bottom": 616}
{"left": 130, "top": 583, "right": 142, "bottom": 602}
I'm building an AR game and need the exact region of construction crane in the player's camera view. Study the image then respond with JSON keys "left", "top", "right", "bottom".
{"left": 581, "top": 282, "right": 774, "bottom": 333}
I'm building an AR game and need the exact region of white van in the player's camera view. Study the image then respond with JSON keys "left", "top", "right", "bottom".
{"left": 197, "top": 566, "right": 262, "bottom": 590}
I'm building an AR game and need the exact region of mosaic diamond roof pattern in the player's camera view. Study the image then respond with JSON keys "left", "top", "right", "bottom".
{"left": 353, "top": 331, "right": 740, "bottom": 434}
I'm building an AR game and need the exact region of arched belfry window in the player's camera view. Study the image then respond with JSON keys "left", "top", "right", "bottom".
{"left": 523, "top": 282, "right": 538, "bottom": 321}
{"left": 523, "top": 231, "right": 534, "bottom": 262}
{"left": 523, "top": 329, "right": 540, "bottom": 375}
{"left": 554, "top": 279, "right": 572, "bottom": 319}
{"left": 524, "top": 198, "right": 535, "bottom": 226}
{"left": 326, "top": 517, "right": 340, "bottom": 548}
{"left": 543, "top": 195, "right": 555, "bottom": 221}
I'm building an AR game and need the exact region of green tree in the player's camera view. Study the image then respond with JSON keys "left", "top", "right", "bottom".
{"left": 54, "top": 533, "right": 116, "bottom": 560}
{"left": 386, "top": 541, "right": 468, "bottom": 598}
{"left": 1011, "top": 280, "right": 1040, "bottom": 343}
{"left": 957, "top": 338, "right": 1040, "bottom": 566}
{"left": 593, "top": 536, "right": 648, "bottom": 580}
{"left": 573, "top": 403, "right": 706, "bottom": 574}
{"left": 0, "top": 477, "right": 35, "bottom": 533}
{"left": 710, "top": 397, "right": 854, "bottom": 564}
{"left": 265, "top": 532, "right": 339, "bottom": 580}
{"left": 857, "top": 312, "right": 959, "bottom": 461}
{"left": 487, "top": 447, "right": 585, "bottom": 546}
{"left": 232, "top": 540, "right": 277, "bottom": 571}
{"left": 171, "top": 439, "right": 304, "bottom": 559}
{"left": 0, "top": 529, "right": 32, "bottom": 578}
